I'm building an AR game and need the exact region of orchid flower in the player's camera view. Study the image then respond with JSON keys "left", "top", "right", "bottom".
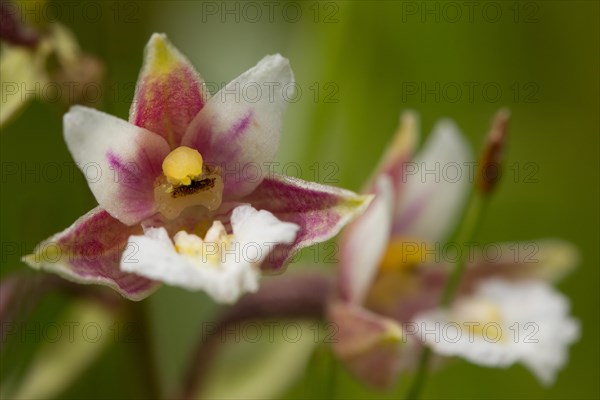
{"left": 23, "top": 33, "right": 371, "bottom": 304}
{"left": 328, "top": 111, "right": 580, "bottom": 387}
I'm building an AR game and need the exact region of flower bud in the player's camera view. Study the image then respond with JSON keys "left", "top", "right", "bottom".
{"left": 476, "top": 109, "right": 510, "bottom": 194}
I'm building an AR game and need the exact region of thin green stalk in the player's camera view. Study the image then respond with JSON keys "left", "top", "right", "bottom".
{"left": 130, "top": 300, "right": 162, "bottom": 399}
{"left": 404, "top": 191, "right": 488, "bottom": 399}
{"left": 440, "top": 192, "right": 488, "bottom": 306}
{"left": 306, "top": 340, "right": 337, "bottom": 399}
{"left": 404, "top": 347, "right": 432, "bottom": 400}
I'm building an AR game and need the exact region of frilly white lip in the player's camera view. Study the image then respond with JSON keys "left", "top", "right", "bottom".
{"left": 120, "top": 204, "right": 299, "bottom": 303}
{"left": 413, "top": 279, "right": 580, "bottom": 386}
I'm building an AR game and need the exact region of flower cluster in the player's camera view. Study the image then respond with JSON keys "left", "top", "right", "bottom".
{"left": 328, "top": 111, "right": 579, "bottom": 387}
{"left": 11, "top": 31, "right": 580, "bottom": 398}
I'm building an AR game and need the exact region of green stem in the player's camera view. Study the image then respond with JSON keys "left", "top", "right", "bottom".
{"left": 130, "top": 300, "right": 162, "bottom": 399}
{"left": 404, "top": 347, "right": 432, "bottom": 400}
{"left": 404, "top": 191, "right": 488, "bottom": 399}
{"left": 306, "top": 340, "right": 337, "bottom": 399}
{"left": 440, "top": 192, "right": 488, "bottom": 306}
{"left": 325, "top": 343, "right": 337, "bottom": 399}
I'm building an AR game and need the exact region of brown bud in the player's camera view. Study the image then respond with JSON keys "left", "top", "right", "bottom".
{"left": 476, "top": 109, "right": 510, "bottom": 194}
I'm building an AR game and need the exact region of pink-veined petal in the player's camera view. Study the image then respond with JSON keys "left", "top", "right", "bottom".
{"left": 338, "top": 175, "right": 394, "bottom": 304}
{"left": 64, "top": 105, "right": 170, "bottom": 225}
{"left": 240, "top": 174, "right": 372, "bottom": 271}
{"left": 328, "top": 301, "right": 415, "bottom": 389}
{"left": 393, "top": 118, "right": 472, "bottom": 241}
{"left": 182, "top": 54, "right": 294, "bottom": 199}
{"left": 129, "top": 33, "right": 207, "bottom": 148}
{"left": 22, "top": 207, "right": 160, "bottom": 301}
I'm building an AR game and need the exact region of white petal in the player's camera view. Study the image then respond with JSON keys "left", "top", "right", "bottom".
{"left": 230, "top": 204, "right": 300, "bottom": 264}
{"left": 394, "top": 119, "right": 472, "bottom": 241}
{"left": 120, "top": 206, "right": 299, "bottom": 304}
{"left": 120, "top": 227, "right": 246, "bottom": 303}
{"left": 64, "top": 106, "right": 171, "bottom": 225}
{"left": 204, "top": 220, "right": 228, "bottom": 243}
{"left": 479, "top": 280, "right": 580, "bottom": 385}
{"left": 414, "top": 310, "right": 520, "bottom": 368}
{"left": 339, "top": 175, "right": 394, "bottom": 304}
{"left": 413, "top": 279, "right": 579, "bottom": 385}
{"left": 182, "top": 54, "right": 294, "bottom": 199}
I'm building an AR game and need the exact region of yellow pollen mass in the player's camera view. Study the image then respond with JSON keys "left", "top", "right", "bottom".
{"left": 162, "top": 146, "right": 203, "bottom": 186}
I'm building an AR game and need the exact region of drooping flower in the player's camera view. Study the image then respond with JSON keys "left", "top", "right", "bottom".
{"left": 328, "top": 111, "right": 580, "bottom": 387}
{"left": 23, "top": 33, "right": 371, "bottom": 304}
{"left": 328, "top": 111, "right": 472, "bottom": 387}
{"left": 413, "top": 278, "right": 580, "bottom": 386}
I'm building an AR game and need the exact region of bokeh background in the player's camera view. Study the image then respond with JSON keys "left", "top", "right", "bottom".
{"left": 1, "top": 1, "right": 598, "bottom": 399}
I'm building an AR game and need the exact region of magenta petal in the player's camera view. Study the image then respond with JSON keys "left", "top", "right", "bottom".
{"left": 22, "top": 207, "right": 160, "bottom": 301}
{"left": 129, "top": 34, "right": 206, "bottom": 147}
{"left": 104, "top": 145, "right": 166, "bottom": 225}
{"left": 240, "top": 174, "right": 372, "bottom": 271}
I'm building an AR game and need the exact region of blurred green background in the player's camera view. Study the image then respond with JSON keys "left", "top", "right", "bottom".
{"left": 1, "top": 1, "right": 598, "bottom": 399}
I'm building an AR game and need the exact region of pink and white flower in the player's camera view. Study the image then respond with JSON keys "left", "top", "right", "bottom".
{"left": 23, "top": 34, "right": 371, "bottom": 304}
{"left": 328, "top": 111, "right": 580, "bottom": 387}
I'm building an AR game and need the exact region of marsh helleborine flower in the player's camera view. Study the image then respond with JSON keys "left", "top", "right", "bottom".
{"left": 24, "top": 33, "right": 371, "bottom": 304}
{"left": 328, "top": 111, "right": 580, "bottom": 387}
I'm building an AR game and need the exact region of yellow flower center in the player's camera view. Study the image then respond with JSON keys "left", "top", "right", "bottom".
{"left": 173, "top": 222, "right": 234, "bottom": 267}
{"left": 379, "top": 237, "right": 429, "bottom": 272}
{"left": 456, "top": 299, "right": 503, "bottom": 324}
{"left": 162, "top": 146, "right": 204, "bottom": 186}
{"left": 454, "top": 299, "right": 505, "bottom": 340}
{"left": 364, "top": 238, "right": 429, "bottom": 311}
{"left": 154, "top": 146, "right": 223, "bottom": 220}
